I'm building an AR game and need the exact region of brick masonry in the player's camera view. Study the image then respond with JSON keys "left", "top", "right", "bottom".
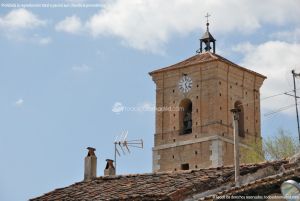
{"left": 150, "top": 52, "right": 266, "bottom": 172}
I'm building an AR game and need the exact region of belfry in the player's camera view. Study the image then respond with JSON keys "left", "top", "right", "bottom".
{"left": 197, "top": 13, "right": 216, "bottom": 53}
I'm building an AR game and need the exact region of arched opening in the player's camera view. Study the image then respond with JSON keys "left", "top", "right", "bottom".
{"left": 179, "top": 99, "right": 192, "bottom": 135}
{"left": 234, "top": 101, "right": 245, "bottom": 137}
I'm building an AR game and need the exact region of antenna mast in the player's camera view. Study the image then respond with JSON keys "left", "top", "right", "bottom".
{"left": 114, "top": 130, "right": 143, "bottom": 174}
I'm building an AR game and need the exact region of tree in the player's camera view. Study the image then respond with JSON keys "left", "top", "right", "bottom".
{"left": 241, "top": 137, "right": 265, "bottom": 164}
{"left": 241, "top": 128, "right": 300, "bottom": 163}
{"left": 264, "top": 128, "right": 300, "bottom": 160}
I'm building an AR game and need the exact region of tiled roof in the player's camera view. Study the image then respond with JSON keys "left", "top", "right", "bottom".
{"left": 149, "top": 52, "right": 266, "bottom": 79}
{"left": 30, "top": 160, "right": 287, "bottom": 201}
{"left": 201, "top": 163, "right": 300, "bottom": 201}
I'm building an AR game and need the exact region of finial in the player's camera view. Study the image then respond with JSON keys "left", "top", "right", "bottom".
{"left": 205, "top": 13, "right": 210, "bottom": 23}
{"left": 205, "top": 13, "right": 211, "bottom": 30}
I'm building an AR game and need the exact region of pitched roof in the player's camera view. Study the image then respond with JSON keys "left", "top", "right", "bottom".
{"left": 201, "top": 163, "right": 300, "bottom": 201}
{"left": 201, "top": 30, "right": 215, "bottom": 41}
{"left": 149, "top": 52, "right": 266, "bottom": 79}
{"left": 30, "top": 160, "right": 287, "bottom": 201}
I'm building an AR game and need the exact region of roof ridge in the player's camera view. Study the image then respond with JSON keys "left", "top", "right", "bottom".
{"left": 208, "top": 51, "right": 219, "bottom": 60}
{"left": 149, "top": 52, "right": 266, "bottom": 79}
{"left": 79, "top": 159, "right": 288, "bottom": 182}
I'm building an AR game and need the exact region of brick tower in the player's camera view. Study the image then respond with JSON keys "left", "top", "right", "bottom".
{"left": 149, "top": 22, "right": 266, "bottom": 172}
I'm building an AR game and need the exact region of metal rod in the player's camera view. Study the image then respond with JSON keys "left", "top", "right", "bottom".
{"left": 127, "top": 145, "right": 143, "bottom": 148}
{"left": 114, "top": 142, "right": 117, "bottom": 174}
{"left": 284, "top": 92, "right": 300, "bottom": 98}
{"left": 292, "top": 70, "right": 300, "bottom": 143}
{"left": 113, "top": 131, "right": 143, "bottom": 175}
{"left": 231, "top": 108, "right": 241, "bottom": 187}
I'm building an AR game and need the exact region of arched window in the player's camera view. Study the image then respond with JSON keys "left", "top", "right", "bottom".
{"left": 234, "top": 101, "right": 245, "bottom": 137}
{"left": 179, "top": 99, "right": 192, "bottom": 134}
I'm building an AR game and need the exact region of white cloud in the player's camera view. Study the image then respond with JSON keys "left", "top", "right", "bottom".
{"left": 0, "top": 8, "right": 45, "bottom": 30}
{"left": 4, "top": 33, "right": 52, "bottom": 45}
{"left": 0, "top": 9, "right": 51, "bottom": 45}
{"left": 237, "top": 41, "right": 300, "bottom": 115}
{"left": 72, "top": 64, "right": 91, "bottom": 72}
{"left": 38, "top": 37, "right": 52, "bottom": 45}
{"left": 271, "top": 28, "right": 300, "bottom": 43}
{"left": 232, "top": 42, "right": 255, "bottom": 54}
{"left": 55, "top": 15, "right": 82, "bottom": 34}
{"left": 80, "top": 0, "right": 300, "bottom": 52}
{"left": 14, "top": 98, "right": 24, "bottom": 107}
{"left": 31, "top": 34, "right": 52, "bottom": 45}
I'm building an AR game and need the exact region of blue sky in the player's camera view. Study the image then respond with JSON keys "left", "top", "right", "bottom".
{"left": 0, "top": 0, "right": 300, "bottom": 200}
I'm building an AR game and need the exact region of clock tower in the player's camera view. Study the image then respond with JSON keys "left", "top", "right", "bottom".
{"left": 149, "top": 22, "right": 266, "bottom": 172}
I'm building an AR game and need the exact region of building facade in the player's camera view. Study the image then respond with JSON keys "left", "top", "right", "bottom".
{"left": 149, "top": 24, "right": 266, "bottom": 172}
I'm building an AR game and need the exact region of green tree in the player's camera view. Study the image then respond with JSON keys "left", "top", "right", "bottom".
{"left": 241, "top": 128, "right": 299, "bottom": 163}
{"left": 264, "top": 128, "right": 300, "bottom": 160}
{"left": 241, "top": 138, "right": 265, "bottom": 164}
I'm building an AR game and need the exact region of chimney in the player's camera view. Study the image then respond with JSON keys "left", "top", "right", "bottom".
{"left": 84, "top": 147, "right": 97, "bottom": 181}
{"left": 104, "top": 159, "right": 116, "bottom": 176}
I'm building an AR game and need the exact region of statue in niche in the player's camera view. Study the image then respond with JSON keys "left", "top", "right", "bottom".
{"left": 183, "top": 110, "right": 192, "bottom": 134}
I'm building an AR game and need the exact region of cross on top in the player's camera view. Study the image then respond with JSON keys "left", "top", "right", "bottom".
{"left": 205, "top": 13, "right": 211, "bottom": 23}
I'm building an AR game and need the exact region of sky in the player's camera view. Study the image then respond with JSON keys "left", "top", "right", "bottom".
{"left": 0, "top": 0, "right": 299, "bottom": 200}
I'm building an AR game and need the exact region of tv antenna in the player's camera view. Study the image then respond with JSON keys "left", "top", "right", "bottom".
{"left": 114, "top": 130, "right": 143, "bottom": 173}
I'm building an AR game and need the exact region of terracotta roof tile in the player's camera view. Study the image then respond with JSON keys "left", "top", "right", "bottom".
{"left": 201, "top": 165, "right": 300, "bottom": 201}
{"left": 149, "top": 52, "right": 266, "bottom": 79}
{"left": 30, "top": 160, "right": 287, "bottom": 201}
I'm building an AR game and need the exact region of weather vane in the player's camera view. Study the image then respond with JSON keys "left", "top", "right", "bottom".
{"left": 113, "top": 130, "right": 143, "bottom": 173}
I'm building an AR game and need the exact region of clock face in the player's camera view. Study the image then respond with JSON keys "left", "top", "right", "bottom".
{"left": 178, "top": 75, "right": 192, "bottom": 93}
